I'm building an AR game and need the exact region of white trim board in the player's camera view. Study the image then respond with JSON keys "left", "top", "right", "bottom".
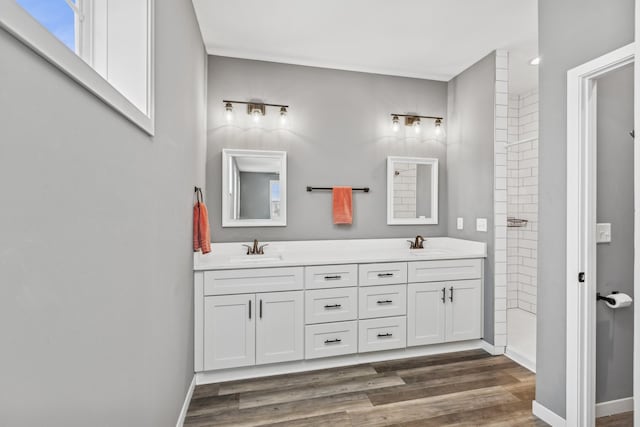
{"left": 0, "top": 0, "right": 155, "bottom": 135}
{"left": 532, "top": 401, "right": 567, "bottom": 427}
{"left": 176, "top": 375, "right": 196, "bottom": 427}
{"left": 505, "top": 347, "right": 536, "bottom": 373}
{"left": 196, "top": 340, "right": 487, "bottom": 385}
{"left": 565, "top": 41, "right": 635, "bottom": 427}
{"left": 595, "top": 397, "right": 634, "bottom": 418}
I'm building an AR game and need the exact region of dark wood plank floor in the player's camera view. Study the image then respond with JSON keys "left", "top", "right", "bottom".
{"left": 185, "top": 349, "right": 550, "bottom": 426}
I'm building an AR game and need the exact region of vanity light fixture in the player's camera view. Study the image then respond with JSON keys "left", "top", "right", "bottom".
{"left": 224, "top": 102, "right": 234, "bottom": 122}
{"left": 390, "top": 113, "right": 443, "bottom": 135}
{"left": 392, "top": 115, "right": 400, "bottom": 132}
{"left": 222, "top": 100, "right": 290, "bottom": 125}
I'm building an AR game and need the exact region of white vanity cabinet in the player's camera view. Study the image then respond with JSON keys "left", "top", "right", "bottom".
{"left": 407, "top": 260, "right": 483, "bottom": 347}
{"left": 194, "top": 238, "right": 486, "bottom": 381}
{"left": 199, "top": 267, "right": 304, "bottom": 371}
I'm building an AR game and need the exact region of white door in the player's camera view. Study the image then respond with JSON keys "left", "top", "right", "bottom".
{"left": 407, "top": 282, "right": 446, "bottom": 346}
{"left": 256, "top": 291, "right": 304, "bottom": 364}
{"left": 445, "top": 280, "right": 482, "bottom": 342}
{"left": 203, "top": 294, "right": 255, "bottom": 370}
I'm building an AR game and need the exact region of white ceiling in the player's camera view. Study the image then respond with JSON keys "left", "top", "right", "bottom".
{"left": 192, "top": 0, "right": 538, "bottom": 93}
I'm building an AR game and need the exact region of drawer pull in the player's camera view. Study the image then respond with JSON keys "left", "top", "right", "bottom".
{"left": 377, "top": 333, "right": 393, "bottom": 338}
{"left": 449, "top": 286, "right": 454, "bottom": 302}
{"left": 324, "top": 303, "right": 342, "bottom": 309}
{"left": 376, "top": 299, "right": 393, "bottom": 304}
{"left": 249, "top": 300, "right": 252, "bottom": 319}
{"left": 324, "top": 338, "right": 342, "bottom": 344}
{"left": 441, "top": 287, "right": 446, "bottom": 304}
{"left": 377, "top": 273, "right": 394, "bottom": 278}
{"left": 324, "top": 275, "right": 342, "bottom": 280}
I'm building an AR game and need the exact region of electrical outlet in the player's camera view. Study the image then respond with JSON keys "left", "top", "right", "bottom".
{"left": 457, "top": 217, "right": 464, "bottom": 230}
{"left": 476, "top": 218, "right": 488, "bottom": 232}
{"left": 596, "top": 223, "right": 611, "bottom": 243}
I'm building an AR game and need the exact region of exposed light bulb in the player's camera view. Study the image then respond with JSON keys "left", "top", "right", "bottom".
{"left": 413, "top": 118, "right": 421, "bottom": 134}
{"left": 392, "top": 115, "right": 400, "bottom": 133}
{"left": 434, "top": 118, "right": 442, "bottom": 135}
{"left": 280, "top": 106, "right": 288, "bottom": 126}
{"left": 530, "top": 56, "right": 541, "bottom": 66}
{"left": 224, "top": 102, "right": 233, "bottom": 122}
{"left": 251, "top": 107, "right": 262, "bottom": 123}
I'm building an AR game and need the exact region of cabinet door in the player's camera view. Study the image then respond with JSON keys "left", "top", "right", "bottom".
{"left": 204, "top": 295, "right": 255, "bottom": 370}
{"left": 445, "top": 280, "right": 482, "bottom": 342}
{"left": 407, "top": 283, "right": 446, "bottom": 346}
{"left": 256, "top": 291, "right": 304, "bottom": 364}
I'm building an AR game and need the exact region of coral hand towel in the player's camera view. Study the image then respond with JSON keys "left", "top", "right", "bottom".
{"left": 193, "top": 189, "right": 211, "bottom": 254}
{"left": 332, "top": 186, "right": 353, "bottom": 224}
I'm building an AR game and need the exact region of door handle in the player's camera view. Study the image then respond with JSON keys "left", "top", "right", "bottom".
{"left": 377, "top": 300, "right": 393, "bottom": 304}
{"left": 441, "top": 287, "right": 446, "bottom": 303}
{"left": 377, "top": 333, "right": 393, "bottom": 338}
{"left": 249, "top": 300, "right": 252, "bottom": 319}
{"left": 324, "top": 304, "right": 342, "bottom": 309}
{"left": 449, "top": 286, "right": 454, "bottom": 302}
{"left": 324, "top": 338, "right": 342, "bottom": 344}
{"left": 324, "top": 275, "right": 342, "bottom": 280}
{"left": 259, "top": 299, "right": 263, "bottom": 318}
{"left": 377, "top": 273, "right": 394, "bottom": 278}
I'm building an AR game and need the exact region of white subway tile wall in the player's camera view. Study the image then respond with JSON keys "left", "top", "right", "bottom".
{"left": 494, "top": 49, "right": 509, "bottom": 349}
{"left": 506, "top": 89, "right": 539, "bottom": 314}
{"left": 393, "top": 162, "right": 418, "bottom": 218}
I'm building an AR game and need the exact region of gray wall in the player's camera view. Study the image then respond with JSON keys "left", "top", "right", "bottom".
{"left": 206, "top": 56, "right": 448, "bottom": 242}
{"left": 447, "top": 52, "right": 496, "bottom": 344}
{"left": 596, "top": 64, "right": 634, "bottom": 404}
{"left": 0, "top": 2, "right": 206, "bottom": 426}
{"left": 240, "top": 172, "right": 279, "bottom": 219}
{"left": 537, "top": 0, "right": 635, "bottom": 416}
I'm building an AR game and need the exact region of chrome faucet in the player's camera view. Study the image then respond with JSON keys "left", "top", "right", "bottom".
{"left": 407, "top": 235, "right": 425, "bottom": 249}
{"left": 243, "top": 239, "right": 269, "bottom": 255}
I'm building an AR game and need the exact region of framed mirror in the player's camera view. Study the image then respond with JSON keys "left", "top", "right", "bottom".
{"left": 222, "top": 149, "right": 287, "bottom": 227}
{"left": 387, "top": 156, "right": 438, "bottom": 225}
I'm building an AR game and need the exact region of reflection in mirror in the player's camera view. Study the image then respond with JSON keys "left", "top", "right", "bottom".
{"left": 222, "top": 149, "right": 287, "bottom": 227}
{"left": 387, "top": 156, "right": 438, "bottom": 225}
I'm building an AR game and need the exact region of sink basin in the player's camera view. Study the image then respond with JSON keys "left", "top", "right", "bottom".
{"left": 229, "top": 254, "right": 283, "bottom": 263}
{"left": 409, "top": 249, "right": 453, "bottom": 256}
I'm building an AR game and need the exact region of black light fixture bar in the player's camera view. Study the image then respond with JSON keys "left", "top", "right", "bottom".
{"left": 223, "top": 99, "right": 289, "bottom": 108}
{"left": 390, "top": 113, "right": 443, "bottom": 120}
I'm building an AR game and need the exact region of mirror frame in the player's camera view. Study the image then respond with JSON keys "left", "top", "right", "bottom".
{"left": 221, "top": 149, "right": 287, "bottom": 227}
{"left": 386, "top": 156, "right": 439, "bottom": 225}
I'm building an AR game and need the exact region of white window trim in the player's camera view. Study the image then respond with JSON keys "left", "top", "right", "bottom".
{"left": 0, "top": 0, "right": 155, "bottom": 135}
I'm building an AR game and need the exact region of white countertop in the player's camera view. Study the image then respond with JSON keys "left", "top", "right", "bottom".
{"left": 193, "top": 237, "right": 486, "bottom": 271}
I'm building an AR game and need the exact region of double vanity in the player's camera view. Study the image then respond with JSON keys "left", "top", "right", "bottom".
{"left": 193, "top": 237, "right": 486, "bottom": 383}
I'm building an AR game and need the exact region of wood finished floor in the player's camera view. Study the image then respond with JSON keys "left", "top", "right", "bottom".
{"left": 185, "top": 349, "right": 549, "bottom": 427}
{"left": 596, "top": 412, "right": 633, "bottom": 427}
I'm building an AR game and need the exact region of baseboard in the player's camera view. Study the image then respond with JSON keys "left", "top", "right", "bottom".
{"left": 196, "top": 340, "right": 485, "bottom": 385}
{"left": 480, "top": 340, "right": 505, "bottom": 356}
{"left": 176, "top": 375, "right": 196, "bottom": 427}
{"left": 532, "top": 400, "right": 566, "bottom": 427}
{"left": 596, "top": 397, "right": 634, "bottom": 418}
{"left": 505, "top": 347, "right": 536, "bottom": 372}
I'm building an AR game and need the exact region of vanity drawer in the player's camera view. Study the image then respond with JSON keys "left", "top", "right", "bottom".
{"left": 408, "top": 259, "right": 482, "bottom": 283}
{"left": 358, "top": 316, "right": 407, "bottom": 353}
{"left": 305, "top": 264, "right": 358, "bottom": 289}
{"left": 305, "top": 287, "right": 358, "bottom": 324}
{"left": 358, "top": 262, "right": 407, "bottom": 286}
{"left": 204, "top": 267, "right": 304, "bottom": 296}
{"left": 359, "top": 284, "right": 406, "bottom": 319}
{"left": 305, "top": 321, "right": 358, "bottom": 359}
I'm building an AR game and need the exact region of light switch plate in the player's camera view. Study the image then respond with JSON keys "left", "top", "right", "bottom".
{"left": 457, "top": 217, "right": 464, "bottom": 230}
{"left": 476, "top": 218, "right": 488, "bottom": 232}
{"left": 596, "top": 223, "right": 611, "bottom": 243}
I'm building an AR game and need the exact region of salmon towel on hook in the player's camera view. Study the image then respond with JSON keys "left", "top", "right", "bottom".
{"left": 332, "top": 186, "right": 353, "bottom": 224}
{"left": 193, "top": 188, "right": 211, "bottom": 254}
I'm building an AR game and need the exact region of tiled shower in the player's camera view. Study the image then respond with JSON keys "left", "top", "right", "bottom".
{"left": 505, "top": 88, "right": 538, "bottom": 368}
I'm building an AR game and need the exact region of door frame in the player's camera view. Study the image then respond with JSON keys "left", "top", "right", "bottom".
{"left": 565, "top": 42, "right": 635, "bottom": 426}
